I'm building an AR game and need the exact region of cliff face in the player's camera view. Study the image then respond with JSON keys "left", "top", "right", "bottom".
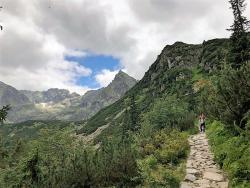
{"left": 0, "top": 81, "right": 31, "bottom": 106}
{"left": 20, "top": 89, "right": 80, "bottom": 104}
{"left": 57, "top": 71, "right": 137, "bottom": 120}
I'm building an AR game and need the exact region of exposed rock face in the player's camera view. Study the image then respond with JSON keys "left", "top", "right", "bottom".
{"left": 20, "top": 88, "right": 80, "bottom": 103}
{"left": 0, "top": 71, "right": 137, "bottom": 123}
{"left": 0, "top": 81, "right": 30, "bottom": 106}
{"left": 180, "top": 134, "right": 229, "bottom": 188}
{"left": 80, "top": 71, "right": 136, "bottom": 114}
{"left": 57, "top": 71, "right": 137, "bottom": 120}
{"left": 141, "top": 38, "right": 229, "bottom": 87}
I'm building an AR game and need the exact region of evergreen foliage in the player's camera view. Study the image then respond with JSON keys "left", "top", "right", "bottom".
{"left": 207, "top": 121, "right": 250, "bottom": 187}
{"left": 228, "top": 0, "right": 250, "bottom": 68}
{"left": 200, "top": 63, "right": 250, "bottom": 134}
{"left": 0, "top": 105, "right": 11, "bottom": 125}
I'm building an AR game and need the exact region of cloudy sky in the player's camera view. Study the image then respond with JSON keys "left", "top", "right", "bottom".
{"left": 0, "top": 0, "right": 249, "bottom": 94}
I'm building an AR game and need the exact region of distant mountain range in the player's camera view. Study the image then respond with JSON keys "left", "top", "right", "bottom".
{"left": 0, "top": 71, "right": 137, "bottom": 123}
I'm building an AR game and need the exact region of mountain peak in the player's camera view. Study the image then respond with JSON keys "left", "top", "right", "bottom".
{"left": 114, "top": 70, "right": 135, "bottom": 81}
{"left": 106, "top": 71, "right": 137, "bottom": 96}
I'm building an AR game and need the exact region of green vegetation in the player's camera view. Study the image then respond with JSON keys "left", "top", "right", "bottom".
{"left": 207, "top": 121, "right": 250, "bottom": 187}
{"left": 0, "top": 122, "right": 141, "bottom": 187}
{"left": 0, "top": 105, "right": 11, "bottom": 125}
{"left": 200, "top": 62, "right": 250, "bottom": 187}
{"left": 228, "top": 0, "right": 250, "bottom": 68}
{"left": 0, "top": 65, "right": 197, "bottom": 187}
{"left": 0, "top": 1, "right": 249, "bottom": 186}
{"left": 200, "top": 5, "right": 250, "bottom": 186}
{"left": 201, "top": 63, "right": 250, "bottom": 133}
{"left": 1, "top": 37, "right": 249, "bottom": 187}
{"left": 137, "top": 130, "right": 189, "bottom": 187}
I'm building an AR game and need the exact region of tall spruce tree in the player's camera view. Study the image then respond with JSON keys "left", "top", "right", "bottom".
{"left": 228, "top": 0, "right": 250, "bottom": 68}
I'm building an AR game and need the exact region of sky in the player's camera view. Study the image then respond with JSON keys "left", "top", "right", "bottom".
{"left": 0, "top": 0, "right": 249, "bottom": 95}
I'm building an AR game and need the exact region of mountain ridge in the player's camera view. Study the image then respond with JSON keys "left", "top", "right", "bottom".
{"left": 77, "top": 37, "right": 231, "bottom": 138}
{"left": 0, "top": 71, "right": 137, "bottom": 123}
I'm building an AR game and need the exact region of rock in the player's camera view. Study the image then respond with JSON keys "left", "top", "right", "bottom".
{"left": 194, "top": 179, "right": 210, "bottom": 186}
{"left": 186, "top": 160, "right": 193, "bottom": 168}
{"left": 180, "top": 182, "right": 192, "bottom": 188}
{"left": 185, "top": 174, "right": 197, "bottom": 182}
{"left": 186, "top": 168, "right": 199, "bottom": 175}
{"left": 203, "top": 172, "right": 224, "bottom": 182}
{"left": 217, "top": 181, "right": 228, "bottom": 188}
{"left": 182, "top": 134, "right": 229, "bottom": 187}
{"left": 205, "top": 168, "right": 220, "bottom": 173}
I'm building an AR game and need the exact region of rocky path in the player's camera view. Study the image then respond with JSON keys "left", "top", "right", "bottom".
{"left": 181, "top": 133, "right": 229, "bottom": 188}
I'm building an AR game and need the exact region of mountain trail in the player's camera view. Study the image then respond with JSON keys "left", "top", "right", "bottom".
{"left": 180, "top": 133, "right": 229, "bottom": 188}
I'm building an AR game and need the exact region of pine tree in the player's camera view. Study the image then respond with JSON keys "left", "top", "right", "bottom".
{"left": 0, "top": 105, "right": 11, "bottom": 125}
{"left": 227, "top": 0, "right": 250, "bottom": 68}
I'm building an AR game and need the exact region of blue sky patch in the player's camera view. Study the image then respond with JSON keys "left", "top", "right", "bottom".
{"left": 66, "top": 54, "right": 121, "bottom": 89}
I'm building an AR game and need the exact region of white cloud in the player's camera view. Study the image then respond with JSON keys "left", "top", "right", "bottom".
{"left": 1, "top": 0, "right": 250, "bottom": 92}
{"left": 95, "top": 69, "right": 119, "bottom": 87}
{"left": 0, "top": 9, "right": 91, "bottom": 95}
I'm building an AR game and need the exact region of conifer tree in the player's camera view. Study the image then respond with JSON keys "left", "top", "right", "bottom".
{"left": 0, "top": 105, "right": 11, "bottom": 125}
{"left": 228, "top": 0, "right": 250, "bottom": 68}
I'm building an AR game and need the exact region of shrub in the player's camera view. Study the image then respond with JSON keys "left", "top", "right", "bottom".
{"left": 207, "top": 121, "right": 250, "bottom": 187}
{"left": 202, "top": 63, "right": 250, "bottom": 134}
{"left": 137, "top": 129, "right": 189, "bottom": 187}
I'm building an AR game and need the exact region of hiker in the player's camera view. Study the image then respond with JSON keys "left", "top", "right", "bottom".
{"left": 199, "top": 113, "right": 206, "bottom": 133}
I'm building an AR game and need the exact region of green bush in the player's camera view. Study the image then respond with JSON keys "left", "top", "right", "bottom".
{"left": 137, "top": 130, "right": 189, "bottom": 187}
{"left": 201, "top": 63, "right": 250, "bottom": 134}
{"left": 207, "top": 121, "right": 250, "bottom": 187}
{"left": 142, "top": 95, "right": 195, "bottom": 131}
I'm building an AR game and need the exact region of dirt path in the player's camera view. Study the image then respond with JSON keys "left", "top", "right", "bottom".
{"left": 181, "top": 133, "right": 229, "bottom": 188}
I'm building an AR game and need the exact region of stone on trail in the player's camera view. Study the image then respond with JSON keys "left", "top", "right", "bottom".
{"left": 186, "top": 168, "right": 199, "bottom": 175}
{"left": 185, "top": 174, "right": 197, "bottom": 182}
{"left": 194, "top": 179, "right": 210, "bottom": 186}
{"left": 203, "top": 171, "right": 224, "bottom": 182}
{"left": 186, "top": 160, "right": 193, "bottom": 168}
{"left": 217, "top": 181, "right": 229, "bottom": 188}
{"left": 180, "top": 182, "right": 192, "bottom": 188}
{"left": 205, "top": 167, "right": 220, "bottom": 173}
